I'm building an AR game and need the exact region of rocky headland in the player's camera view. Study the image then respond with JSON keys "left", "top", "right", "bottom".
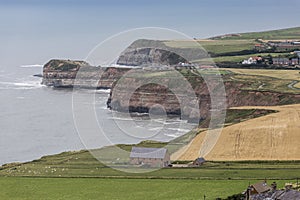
{"left": 42, "top": 59, "right": 130, "bottom": 89}
{"left": 41, "top": 42, "right": 300, "bottom": 124}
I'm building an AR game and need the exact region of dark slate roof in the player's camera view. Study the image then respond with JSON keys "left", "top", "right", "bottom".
{"left": 130, "top": 147, "right": 167, "bottom": 159}
{"left": 250, "top": 191, "right": 274, "bottom": 200}
{"left": 252, "top": 182, "right": 272, "bottom": 194}
{"left": 195, "top": 157, "right": 206, "bottom": 163}
{"left": 250, "top": 189, "right": 300, "bottom": 200}
{"left": 272, "top": 190, "right": 300, "bottom": 200}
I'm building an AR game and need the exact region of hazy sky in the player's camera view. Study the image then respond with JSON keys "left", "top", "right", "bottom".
{"left": 1, "top": 0, "right": 300, "bottom": 67}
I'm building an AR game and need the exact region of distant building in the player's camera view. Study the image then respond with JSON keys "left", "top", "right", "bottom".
{"left": 267, "top": 41, "right": 300, "bottom": 52}
{"left": 294, "top": 51, "right": 300, "bottom": 58}
{"left": 249, "top": 182, "right": 272, "bottom": 195}
{"left": 292, "top": 41, "right": 300, "bottom": 45}
{"left": 291, "top": 58, "right": 299, "bottom": 65}
{"left": 272, "top": 57, "right": 290, "bottom": 65}
{"left": 242, "top": 57, "right": 262, "bottom": 65}
{"left": 254, "top": 44, "right": 266, "bottom": 51}
{"left": 191, "top": 157, "right": 206, "bottom": 166}
{"left": 272, "top": 57, "right": 300, "bottom": 66}
{"left": 129, "top": 147, "right": 170, "bottom": 168}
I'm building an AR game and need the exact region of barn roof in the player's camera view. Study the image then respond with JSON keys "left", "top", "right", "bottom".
{"left": 252, "top": 182, "right": 272, "bottom": 194}
{"left": 195, "top": 157, "right": 206, "bottom": 163}
{"left": 130, "top": 147, "right": 167, "bottom": 159}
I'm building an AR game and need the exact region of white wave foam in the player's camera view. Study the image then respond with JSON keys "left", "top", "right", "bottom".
{"left": 20, "top": 64, "right": 43, "bottom": 68}
{"left": 164, "top": 133, "right": 180, "bottom": 138}
{"left": 0, "top": 80, "right": 44, "bottom": 90}
{"left": 131, "top": 112, "right": 149, "bottom": 116}
{"left": 148, "top": 127, "right": 163, "bottom": 131}
{"left": 104, "top": 64, "right": 141, "bottom": 69}
{"left": 108, "top": 117, "right": 134, "bottom": 121}
{"left": 96, "top": 89, "right": 111, "bottom": 94}
{"left": 163, "top": 121, "right": 181, "bottom": 125}
{"left": 167, "top": 128, "right": 190, "bottom": 133}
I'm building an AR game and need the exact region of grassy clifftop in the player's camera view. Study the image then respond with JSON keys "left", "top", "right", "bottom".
{"left": 212, "top": 26, "right": 300, "bottom": 40}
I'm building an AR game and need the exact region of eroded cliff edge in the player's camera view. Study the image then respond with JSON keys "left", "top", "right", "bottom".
{"left": 42, "top": 59, "right": 130, "bottom": 89}
{"left": 107, "top": 68, "right": 300, "bottom": 123}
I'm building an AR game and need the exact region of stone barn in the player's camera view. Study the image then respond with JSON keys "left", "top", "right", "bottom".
{"left": 129, "top": 147, "right": 170, "bottom": 168}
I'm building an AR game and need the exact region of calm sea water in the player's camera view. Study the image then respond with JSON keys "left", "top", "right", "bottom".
{"left": 0, "top": 65, "right": 195, "bottom": 165}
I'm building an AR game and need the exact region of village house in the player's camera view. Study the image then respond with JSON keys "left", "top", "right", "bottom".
{"left": 129, "top": 147, "right": 170, "bottom": 168}
{"left": 272, "top": 56, "right": 300, "bottom": 66}
{"left": 292, "top": 41, "right": 300, "bottom": 45}
{"left": 254, "top": 44, "right": 267, "bottom": 51}
{"left": 272, "top": 57, "right": 290, "bottom": 65}
{"left": 242, "top": 57, "right": 262, "bottom": 65}
{"left": 263, "top": 41, "right": 300, "bottom": 53}
{"left": 291, "top": 58, "right": 299, "bottom": 65}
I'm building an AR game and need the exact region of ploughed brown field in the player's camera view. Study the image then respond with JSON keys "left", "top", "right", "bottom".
{"left": 172, "top": 104, "right": 300, "bottom": 161}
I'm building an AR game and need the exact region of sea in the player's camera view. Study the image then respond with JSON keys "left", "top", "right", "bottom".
{"left": 0, "top": 64, "right": 196, "bottom": 165}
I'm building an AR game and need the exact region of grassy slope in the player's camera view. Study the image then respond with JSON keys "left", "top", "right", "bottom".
{"left": 221, "top": 68, "right": 300, "bottom": 88}
{"left": 1, "top": 154, "right": 300, "bottom": 199}
{"left": 124, "top": 27, "right": 300, "bottom": 65}
{"left": 218, "top": 27, "right": 300, "bottom": 40}
{"left": 195, "top": 68, "right": 300, "bottom": 95}
{"left": 164, "top": 27, "right": 300, "bottom": 63}
{"left": 165, "top": 39, "right": 256, "bottom": 55}
{"left": 2, "top": 145, "right": 300, "bottom": 180}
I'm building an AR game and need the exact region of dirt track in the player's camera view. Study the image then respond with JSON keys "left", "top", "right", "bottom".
{"left": 172, "top": 104, "right": 300, "bottom": 161}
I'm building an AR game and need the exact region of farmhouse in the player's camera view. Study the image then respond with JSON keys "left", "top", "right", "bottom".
{"left": 129, "top": 147, "right": 170, "bottom": 168}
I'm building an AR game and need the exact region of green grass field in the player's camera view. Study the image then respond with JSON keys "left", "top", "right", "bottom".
{"left": 2, "top": 147, "right": 300, "bottom": 180}
{"left": 126, "top": 27, "right": 300, "bottom": 65}
{"left": 164, "top": 39, "right": 256, "bottom": 54}
{"left": 0, "top": 177, "right": 295, "bottom": 200}
{"left": 215, "top": 27, "right": 300, "bottom": 40}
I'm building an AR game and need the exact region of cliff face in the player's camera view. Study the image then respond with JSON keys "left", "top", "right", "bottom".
{"left": 107, "top": 71, "right": 300, "bottom": 122}
{"left": 117, "top": 48, "right": 188, "bottom": 66}
{"left": 107, "top": 77, "right": 203, "bottom": 121}
{"left": 117, "top": 39, "right": 208, "bottom": 64}
{"left": 42, "top": 59, "right": 130, "bottom": 88}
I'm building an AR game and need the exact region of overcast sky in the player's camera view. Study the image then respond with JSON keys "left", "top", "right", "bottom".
{"left": 1, "top": 0, "right": 300, "bottom": 66}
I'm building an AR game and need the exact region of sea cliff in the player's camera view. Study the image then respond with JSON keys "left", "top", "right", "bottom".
{"left": 42, "top": 59, "right": 129, "bottom": 89}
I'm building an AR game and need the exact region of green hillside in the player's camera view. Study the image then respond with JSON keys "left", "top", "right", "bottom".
{"left": 213, "top": 27, "right": 300, "bottom": 40}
